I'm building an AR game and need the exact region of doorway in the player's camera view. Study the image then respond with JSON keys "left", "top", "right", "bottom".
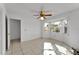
{"left": 10, "top": 19, "right": 21, "bottom": 42}
{"left": 5, "top": 18, "right": 21, "bottom": 53}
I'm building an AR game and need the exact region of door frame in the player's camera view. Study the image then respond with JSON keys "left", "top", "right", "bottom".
{"left": 5, "top": 17, "right": 21, "bottom": 51}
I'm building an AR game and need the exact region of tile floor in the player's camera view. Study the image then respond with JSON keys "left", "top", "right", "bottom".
{"left": 5, "top": 38, "right": 74, "bottom": 55}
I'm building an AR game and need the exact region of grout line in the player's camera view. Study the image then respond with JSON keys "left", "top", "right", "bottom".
{"left": 19, "top": 43, "right": 24, "bottom": 55}
{"left": 12, "top": 41, "right": 14, "bottom": 55}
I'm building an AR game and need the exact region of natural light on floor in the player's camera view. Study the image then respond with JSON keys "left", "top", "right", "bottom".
{"left": 43, "top": 42, "right": 73, "bottom": 55}
{"left": 55, "top": 44, "right": 72, "bottom": 55}
{"left": 43, "top": 42, "right": 56, "bottom": 55}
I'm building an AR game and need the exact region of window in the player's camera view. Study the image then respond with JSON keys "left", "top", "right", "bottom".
{"left": 44, "top": 23, "right": 49, "bottom": 32}
{"left": 50, "top": 21, "right": 61, "bottom": 32}
{"left": 43, "top": 19, "right": 68, "bottom": 33}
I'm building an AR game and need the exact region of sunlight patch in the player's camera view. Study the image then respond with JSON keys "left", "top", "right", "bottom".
{"left": 43, "top": 42, "right": 56, "bottom": 55}
{"left": 44, "top": 42, "right": 53, "bottom": 50}
{"left": 55, "top": 44, "right": 67, "bottom": 54}
{"left": 55, "top": 44, "right": 73, "bottom": 55}
{"left": 44, "top": 50, "right": 56, "bottom": 55}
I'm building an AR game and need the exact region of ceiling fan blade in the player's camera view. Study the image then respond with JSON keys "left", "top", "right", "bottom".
{"left": 43, "top": 16, "right": 47, "bottom": 19}
{"left": 45, "top": 14, "right": 52, "bottom": 16}
{"left": 37, "top": 16, "right": 41, "bottom": 19}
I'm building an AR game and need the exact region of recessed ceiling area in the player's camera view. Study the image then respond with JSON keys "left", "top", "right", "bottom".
{"left": 4, "top": 3, "right": 79, "bottom": 17}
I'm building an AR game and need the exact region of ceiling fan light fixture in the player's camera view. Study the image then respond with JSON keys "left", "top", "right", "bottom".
{"left": 40, "top": 17, "right": 44, "bottom": 20}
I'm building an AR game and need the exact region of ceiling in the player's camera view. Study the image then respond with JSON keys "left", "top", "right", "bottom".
{"left": 4, "top": 3, "right": 79, "bottom": 17}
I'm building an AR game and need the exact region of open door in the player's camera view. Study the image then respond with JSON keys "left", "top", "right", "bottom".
{"left": 5, "top": 16, "right": 8, "bottom": 50}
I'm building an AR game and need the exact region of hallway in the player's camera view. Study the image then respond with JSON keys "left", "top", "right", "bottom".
{"left": 5, "top": 38, "right": 73, "bottom": 55}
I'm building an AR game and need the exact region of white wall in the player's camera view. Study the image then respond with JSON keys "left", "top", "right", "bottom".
{"left": 67, "top": 10, "right": 79, "bottom": 50}
{"left": 0, "top": 4, "right": 6, "bottom": 54}
{"left": 10, "top": 19, "right": 20, "bottom": 40}
{"left": 0, "top": 6, "right": 3, "bottom": 54}
{"left": 21, "top": 16, "right": 41, "bottom": 41}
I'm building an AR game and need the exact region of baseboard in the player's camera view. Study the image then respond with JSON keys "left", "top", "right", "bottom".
{"left": 21, "top": 37, "right": 42, "bottom": 42}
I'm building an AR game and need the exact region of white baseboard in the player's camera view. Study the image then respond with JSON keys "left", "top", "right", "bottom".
{"left": 21, "top": 37, "right": 41, "bottom": 42}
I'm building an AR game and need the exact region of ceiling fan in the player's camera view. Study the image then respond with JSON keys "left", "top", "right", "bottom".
{"left": 33, "top": 8, "right": 52, "bottom": 21}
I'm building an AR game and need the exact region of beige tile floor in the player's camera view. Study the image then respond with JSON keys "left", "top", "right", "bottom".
{"left": 5, "top": 38, "right": 74, "bottom": 55}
